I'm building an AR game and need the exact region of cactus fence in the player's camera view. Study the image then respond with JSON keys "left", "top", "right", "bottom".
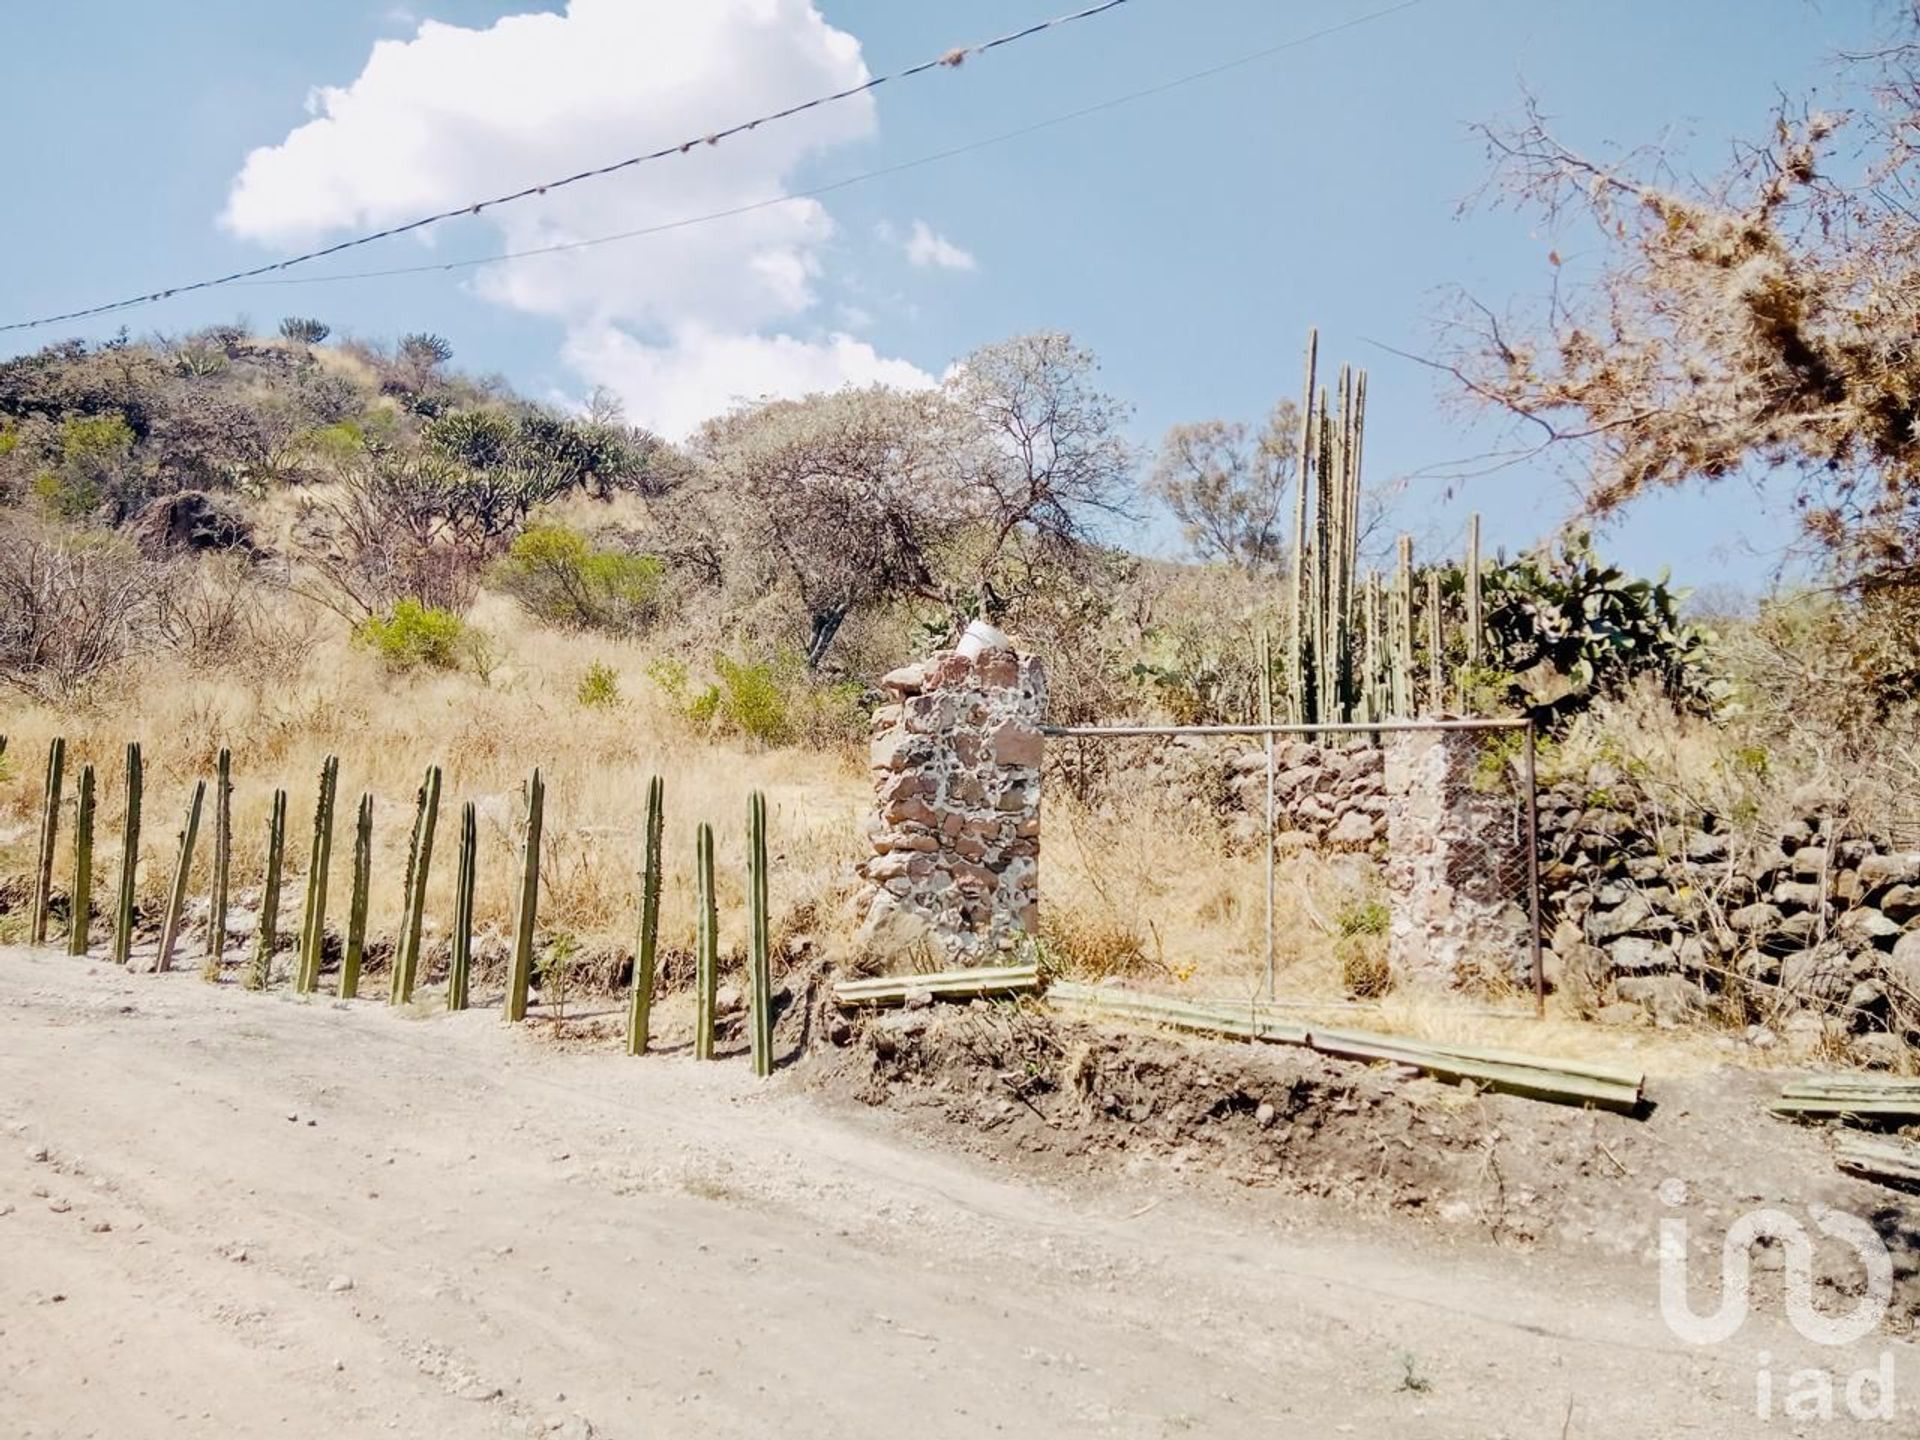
{"left": 9, "top": 744, "right": 779, "bottom": 1073}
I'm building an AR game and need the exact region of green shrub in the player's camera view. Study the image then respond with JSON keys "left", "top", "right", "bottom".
{"left": 577, "top": 661, "right": 621, "bottom": 708}
{"left": 648, "top": 650, "right": 866, "bottom": 748}
{"left": 353, "top": 599, "right": 474, "bottom": 672}
{"left": 36, "top": 413, "right": 136, "bottom": 519}
{"left": 494, "top": 522, "right": 665, "bottom": 633}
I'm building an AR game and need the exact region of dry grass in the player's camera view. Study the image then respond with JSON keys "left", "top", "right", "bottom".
{"left": 0, "top": 591, "right": 867, "bottom": 975}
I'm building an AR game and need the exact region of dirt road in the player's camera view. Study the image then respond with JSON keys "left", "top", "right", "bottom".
{"left": 0, "top": 945, "right": 1907, "bottom": 1438}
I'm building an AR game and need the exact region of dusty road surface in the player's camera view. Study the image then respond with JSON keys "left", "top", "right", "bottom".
{"left": 0, "top": 945, "right": 1910, "bottom": 1438}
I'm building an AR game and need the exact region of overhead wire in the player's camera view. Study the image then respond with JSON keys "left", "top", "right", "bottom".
{"left": 227, "top": 0, "right": 1431, "bottom": 293}
{"left": 0, "top": 0, "right": 1138, "bottom": 333}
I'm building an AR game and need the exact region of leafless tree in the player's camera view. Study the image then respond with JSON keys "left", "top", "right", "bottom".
{"left": 1442, "top": 10, "right": 1920, "bottom": 590}
{"left": 0, "top": 518, "right": 170, "bottom": 700}
{"left": 1148, "top": 401, "right": 1299, "bottom": 571}
{"left": 944, "top": 332, "right": 1138, "bottom": 617}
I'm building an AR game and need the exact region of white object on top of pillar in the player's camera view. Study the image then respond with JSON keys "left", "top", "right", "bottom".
{"left": 955, "top": 619, "right": 1010, "bottom": 660}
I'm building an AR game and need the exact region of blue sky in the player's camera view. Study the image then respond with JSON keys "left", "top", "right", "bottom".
{"left": 0, "top": 0, "right": 1881, "bottom": 594}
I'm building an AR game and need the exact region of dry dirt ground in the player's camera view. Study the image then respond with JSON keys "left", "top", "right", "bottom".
{"left": 2, "top": 944, "right": 1915, "bottom": 1439}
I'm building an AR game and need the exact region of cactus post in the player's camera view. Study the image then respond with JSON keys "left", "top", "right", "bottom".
{"left": 448, "top": 800, "right": 476, "bottom": 1012}
{"left": 694, "top": 822, "right": 718, "bottom": 1061}
{"left": 747, "top": 791, "right": 773, "bottom": 1078}
{"left": 29, "top": 737, "right": 65, "bottom": 945}
{"left": 111, "top": 742, "right": 143, "bottom": 966}
{"left": 252, "top": 788, "right": 288, "bottom": 990}
{"left": 340, "top": 793, "right": 373, "bottom": 999}
{"left": 155, "top": 780, "right": 206, "bottom": 973}
{"left": 626, "top": 775, "right": 665, "bottom": 1056}
{"left": 1286, "top": 329, "right": 1319, "bottom": 724}
{"left": 208, "top": 747, "right": 232, "bottom": 975}
{"left": 296, "top": 756, "right": 339, "bottom": 995}
{"left": 1425, "top": 569, "right": 1444, "bottom": 715}
{"left": 504, "top": 768, "right": 544, "bottom": 1023}
{"left": 392, "top": 766, "right": 441, "bottom": 1006}
{"left": 68, "top": 763, "right": 96, "bottom": 957}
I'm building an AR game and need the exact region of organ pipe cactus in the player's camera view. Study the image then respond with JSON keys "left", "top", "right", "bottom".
{"left": 68, "top": 763, "right": 95, "bottom": 956}
{"left": 1286, "top": 332, "right": 1369, "bottom": 726}
{"left": 296, "top": 756, "right": 339, "bottom": 995}
{"left": 694, "top": 822, "right": 718, "bottom": 1061}
{"left": 448, "top": 800, "right": 476, "bottom": 1012}
{"left": 392, "top": 766, "right": 441, "bottom": 1006}
{"left": 340, "top": 793, "right": 373, "bottom": 999}
{"left": 30, "top": 737, "right": 64, "bottom": 945}
{"left": 209, "top": 748, "right": 232, "bottom": 974}
{"left": 747, "top": 791, "right": 773, "bottom": 1078}
{"left": 253, "top": 788, "right": 288, "bottom": 990}
{"left": 626, "top": 775, "right": 664, "bottom": 1056}
{"left": 155, "top": 780, "right": 205, "bottom": 973}
{"left": 111, "top": 742, "right": 143, "bottom": 966}
{"left": 504, "top": 768, "right": 543, "bottom": 1023}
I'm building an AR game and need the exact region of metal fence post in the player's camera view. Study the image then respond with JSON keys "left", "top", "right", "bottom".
{"left": 1522, "top": 718, "right": 1544, "bottom": 1018}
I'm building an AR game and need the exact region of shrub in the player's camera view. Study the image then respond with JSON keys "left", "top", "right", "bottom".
{"left": 36, "top": 413, "right": 137, "bottom": 520}
{"left": 577, "top": 661, "right": 621, "bottom": 708}
{"left": 279, "top": 317, "right": 330, "bottom": 346}
{"left": 494, "top": 522, "right": 664, "bottom": 633}
{"left": 648, "top": 649, "right": 866, "bottom": 748}
{"left": 352, "top": 599, "right": 474, "bottom": 672}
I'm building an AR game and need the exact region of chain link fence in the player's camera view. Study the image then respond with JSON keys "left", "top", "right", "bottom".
{"left": 1037, "top": 719, "right": 1542, "bottom": 1010}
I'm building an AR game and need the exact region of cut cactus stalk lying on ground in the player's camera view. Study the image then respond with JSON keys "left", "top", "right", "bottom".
{"left": 1045, "top": 982, "right": 1644, "bottom": 1112}
{"left": 833, "top": 963, "right": 1042, "bottom": 1009}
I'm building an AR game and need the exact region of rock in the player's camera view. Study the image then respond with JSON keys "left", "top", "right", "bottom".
{"left": 879, "top": 663, "right": 927, "bottom": 695}
{"left": 1771, "top": 881, "right": 1824, "bottom": 911}
{"left": 1766, "top": 912, "right": 1823, "bottom": 951}
{"left": 129, "top": 489, "right": 254, "bottom": 555}
{"left": 1782, "top": 1010, "right": 1830, "bottom": 1049}
{"left": 1327, "top": 811, "right": 1377, "bottom": 847}
{"left": 1879, "top": 884, "right": 1920, "bottom": 922}
{"left": 1607, "top": 936, "right": 1676, "bottom": 972}
{"left": 712, "top": 983, "right": 745, "bottom": 1016}
{"left": 1684, "top": 829, "right": 1728, "bottom": 862}
{"left": 1614, "top": 975, "right": 1708, "bottom": 1023}
{"left": 1860, "top": 853, "right": 1920, "bottom": 887}
{"left": 1254, "top": 1102, "right": 1277, "bottom": 1129}
{"left": 1884, "top": 930, "right": 1920, "bottom": 1000}
{"left": 1587, "top": 892, "right": 1653, "bottom": 941}
{"left": 27, "top": 1144, "right": 48, "bottom": 1163}
{"left": 1853, "top": 1033, "right": 1907, "bottom": 1070}
{"left": 902, "top": 987, "right": 934, "bottom": 1010}
{"left": 1791, "top": 847, "right": 1833, "bottom": 880}
{"left": 1780, "top": 945, "right": 1852, "bottom": 1003}
{"left": 1787, "top": 783, "right": 1844, "bottom": 819}
{"left": 1592, "top": 1002, "right": 1648, "bottom": 1028}
{"left": 327, "top": 1274, "right": 354, "bottom": 1293}
{"left": 1837, "top": 908, "right": 1902, "bottom": 947}
{"left": 1729, "top": 903, "right": 1782, "bottom": 934}
{"left": 1745, "top": 1024, "right": 1778, "bottom": 1049}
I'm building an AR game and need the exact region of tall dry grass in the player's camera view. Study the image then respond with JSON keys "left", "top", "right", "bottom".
{"left": 0, "top": 591, "right": 868, "bottom": 975}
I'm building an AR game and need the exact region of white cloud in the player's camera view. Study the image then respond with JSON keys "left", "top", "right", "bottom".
{"left": 903, "top": 220, "right": 976, "bottom": 272}
{"left": 565, "top": 323, "right": 933, "bottom": 438}
{"left": 222, "top": 0, "right": 930, "bottom": 435}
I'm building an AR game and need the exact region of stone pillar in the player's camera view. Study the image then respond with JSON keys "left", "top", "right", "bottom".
{"left": 1384, "top": 729, "right": 1530, "bottom": 986}
{"left": 857, "top": 646, "right": 1046, "bottom": 963}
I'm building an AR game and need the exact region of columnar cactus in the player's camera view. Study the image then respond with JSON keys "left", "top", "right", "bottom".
{"left": 68, "top": 763, "right": 95, "bottom": 957}
{"left": 296, "top": 756, "right": 339, "bottom": 995}
{"left": 694, "top": 822, "right": 718, "bottom": 1062}
{"left": 30, "top": 737, "right": 64, "bottom": 946}
{"left": 209, "top": 747, "right": 232, "bottom": 973}
{"left": 392, "top": 766, "right": 441, "bottom": 1006}
{"left": 747, "top": 790, "right": 773, "bottom": 1079}
{"left": 111, "top": 742, "right": 143, "bottom": 966}
{"left": 626, "top": 775, "right": 664, "bottom": 1056}
{"left": 448, "top": 800, "right": 476, "bottom": 1012}
{"left": 504, "top": 768, "right": 543, "bottom": 1023}
{"left": 252, "top": 788, "right": 288, "bottom": 990}
{"left": 340, "top": 792, "right": 373, "bottom": 999}
{"left": 155, "top": 780, "right": 205, "bottom": 973}
{"left": 1286, "top": 334, "right": 1369, "bottom": 726}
